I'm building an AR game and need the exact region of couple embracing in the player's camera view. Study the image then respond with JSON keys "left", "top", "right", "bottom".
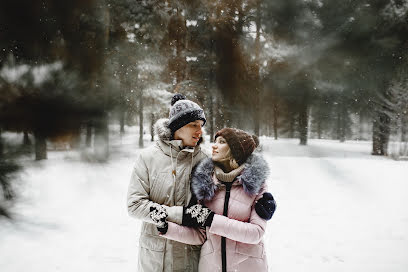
{"left": 127, "top": 93, "right": 276, "bottom": 272}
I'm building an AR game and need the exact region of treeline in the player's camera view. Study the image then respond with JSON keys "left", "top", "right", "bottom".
{"left": 0, "top": 0, "right": 407, "bottom": 162}
{"left": 1, "top": 0, "right": 408, "bottom": 218}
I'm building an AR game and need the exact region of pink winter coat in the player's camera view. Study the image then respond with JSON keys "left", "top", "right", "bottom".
{"left": 163, "top": 154, "right": 270, "bottom": 272}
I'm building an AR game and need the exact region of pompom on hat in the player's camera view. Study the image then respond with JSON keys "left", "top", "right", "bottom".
{"left": 215, "top": 128, "right": 259, "bottom": 165}
{"left": 168, "top": 93, "right": 206, "bottom": 136}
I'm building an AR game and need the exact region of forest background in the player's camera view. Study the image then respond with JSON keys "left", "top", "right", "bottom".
{"left": 0, "top": 0, "right": 407, "bottom": 218}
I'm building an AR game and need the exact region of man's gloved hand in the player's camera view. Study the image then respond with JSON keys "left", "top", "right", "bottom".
{"left": 149, "top": 204, "right": 168, "bottom": 234}
{"left": 182, "top": 203, "right": 215, "bottom": 228}
{"left": 255, "top": 192, "right": 276, "bottom": 220}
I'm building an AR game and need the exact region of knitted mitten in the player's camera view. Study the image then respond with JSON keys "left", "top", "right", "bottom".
{"left": 149, "top": 205, "right": 169, "bottom": 234}
{"left": 182, "top": 204, "right": 215, "bottom": 228}
{"left": 255, "top": 192, "right": 276, "bottom": 220}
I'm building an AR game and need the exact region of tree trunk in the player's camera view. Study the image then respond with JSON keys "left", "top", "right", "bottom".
{"left": 70, "top": 128, "right": 81, "bottom": 149}
{"left": 298, "top": 89, "right": 310, "bottom": 145}
{"left": 337, "top": 111, "right": 346, "bottom": 143}
{"left": 0, "top": 131, "right": 16, "bottom": 203}
{"left": 150, "top": 113, "right": 155, "bottom": 142}
{"left": 236, "top": 0, "right": 244, "bottom": 36}
{"left": 253, "top": 88, "right": 260, "bottom": 136}
{"left": 288, "top": 114, "right": 295, "bottom": 139}
{"left": 120, "top": 108, "right": 125, "bottom": 135}
{"left": 359, "top": 112, "right": 364, "bottom": 140}
{"left": 336, "top": 110, "right": 341, "bottom": 140}
{"left": 298, "top": 93, "right": 309, "bottom": 145}
{"left": 372, "top": 85, "right": 393, "bottom": 156}
{"left": 273, "top": 102, "right": 278, "bottom": 140}
{"left": 266, "top": 107, "right": 274, "bottom": 137}
{"left": 94, "top": 114, "right": 109, "bottom": 162}
{"left": 34, "top": 131, "right": 47, "bottom": 160}
{"left": 119, "top": 62, "right": 126, "bottom": 136}
{"left": 224, "top": 106, "right": 232, "bottom": 128}
{"left": 338, "top": 102, "right": 347, "bottom": 142}
{"left": 23, "top": 131, "right": 31, "bottom": 146}
{"left": 253, "top": 2, "right": 261, "bottom": 136}
{"left": 208, "top": 94, "right": 214, "bottom": 142}
{"left": 175, "top": 8, "right": 186, "bottom": 84}
{"left": 299, "top": 105, "right": 309, "bottom": 145}
{"left": 372, "top": 110, "right": 391, "bottom": 155}
{"left": 317, "top": 114, "right": 322, "bottom": 139}
{"left": 0, "top": 129, "right": 3, "bottom": 156}
{"left": 86, "top": 122, "right": 92, "bottom": 147}
{"left": 208, "top": 27, "right": 216, "bottom": 142}
{"left": 401, "top": 114, "right": 407, "bottom": 142}
{"left": 93, "top": 3, "right": 110, "bottom": 161}
{"left": 139, "top": 92, "right": 144, "bottom": 148}
{"left": 215, "top": 96, "right": 224, "bottom": 132}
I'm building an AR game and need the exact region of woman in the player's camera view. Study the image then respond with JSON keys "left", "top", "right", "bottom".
{"left": 150, "top": 128, "right": 275, "bottom": 272}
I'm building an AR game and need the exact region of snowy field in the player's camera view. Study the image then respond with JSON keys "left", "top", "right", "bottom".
{"left": 1, "top": 128, "right": 408, "bottom": 272}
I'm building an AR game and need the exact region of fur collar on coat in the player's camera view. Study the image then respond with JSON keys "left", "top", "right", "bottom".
{"left": 192, "top": 154, "right": 270, "bottom": 201}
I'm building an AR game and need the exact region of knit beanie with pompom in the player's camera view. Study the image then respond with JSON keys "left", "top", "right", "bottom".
{"left": 215, "top": 128, "right": 259, "bottom": 165}
{"left": 168, "top": 93, "right": 206, "bottom": 136}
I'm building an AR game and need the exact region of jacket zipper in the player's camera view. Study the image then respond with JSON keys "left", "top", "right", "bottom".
{"left": 221, "top": 182, "right": 232, "bottom": 272}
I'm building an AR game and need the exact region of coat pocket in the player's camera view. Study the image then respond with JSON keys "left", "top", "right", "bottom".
{"left": 140, "top": 234, "right": 166, "bottom": 251}
{"left": 235, "top": 242, "right": 264, "bottom": 258}
{"left": 138, "top": 234, "right": 166, "bottom": 272}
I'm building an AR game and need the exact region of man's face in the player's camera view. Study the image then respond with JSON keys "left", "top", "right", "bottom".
{"left": 174, "top": 120, "right": 204, "bottom": 147}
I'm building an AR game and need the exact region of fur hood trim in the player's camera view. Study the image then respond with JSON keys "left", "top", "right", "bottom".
{"left": 192, "top": 153, "right": 270, "bottom": 201}
{"left": 154, "top": 118, "right": 172, "bottom": 141}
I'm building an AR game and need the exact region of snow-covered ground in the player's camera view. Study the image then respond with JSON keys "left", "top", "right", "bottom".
{"left": 1, "top": 129, "right": 407, "bottom": 272}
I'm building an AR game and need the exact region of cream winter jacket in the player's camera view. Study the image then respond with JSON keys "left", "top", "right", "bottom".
{"left": 162, "top": 154, "right": 270, "bottom": 272}
{"left": 127, "top": 118, "right": 208, "bottom": 272}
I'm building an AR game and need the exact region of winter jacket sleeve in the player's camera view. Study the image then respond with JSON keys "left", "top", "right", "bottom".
{"left": 208, "top": 184, "right": 268, "bottom": 245}
{"left": 127, "top": 153, "right": 159, "bottom": 224}
{"left": 163, "top": 205, "right": 183, "bottom": 225}
{"left": 160, "top": 222, "right": 206, "bottom": 245}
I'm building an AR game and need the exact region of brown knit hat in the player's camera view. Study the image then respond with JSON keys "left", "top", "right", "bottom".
{"left": 214, "top": 128, "right": 259, "bottom": 165}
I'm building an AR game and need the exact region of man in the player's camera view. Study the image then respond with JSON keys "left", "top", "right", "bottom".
{"left": 127, "top": 93, "right": 208, "bottom": 272}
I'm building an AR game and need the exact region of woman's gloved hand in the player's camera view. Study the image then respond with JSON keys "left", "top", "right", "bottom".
{"left": 149, "top": 204, "right": 169, "bottom": 234}
{"left": 255, "top": 192, "right": 276, "bottom": 220}
{"left": 182, "top": 203, "right": 215, "bottom": 228}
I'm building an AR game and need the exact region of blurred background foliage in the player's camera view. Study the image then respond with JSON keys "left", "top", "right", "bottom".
{"left": 0, "top": 0, "right": 407, "bottom": 216}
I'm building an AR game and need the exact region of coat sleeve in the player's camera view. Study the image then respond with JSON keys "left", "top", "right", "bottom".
{"left": 160, "top": 222, "right": 206, "bottom": 245}
{"left": 127, "top": 153, "right": 159, "bottom": 224}
{"left": 208, "top": 183, "right": 268, "bottom": 245}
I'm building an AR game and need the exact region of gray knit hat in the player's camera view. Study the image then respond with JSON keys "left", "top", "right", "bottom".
{"left": 168, "top": 93, "right": 206, "bottom": 136}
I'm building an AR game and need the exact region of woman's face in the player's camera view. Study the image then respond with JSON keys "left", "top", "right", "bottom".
{"left": 212, "top": 136, "right": 231, "bottom": 162}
